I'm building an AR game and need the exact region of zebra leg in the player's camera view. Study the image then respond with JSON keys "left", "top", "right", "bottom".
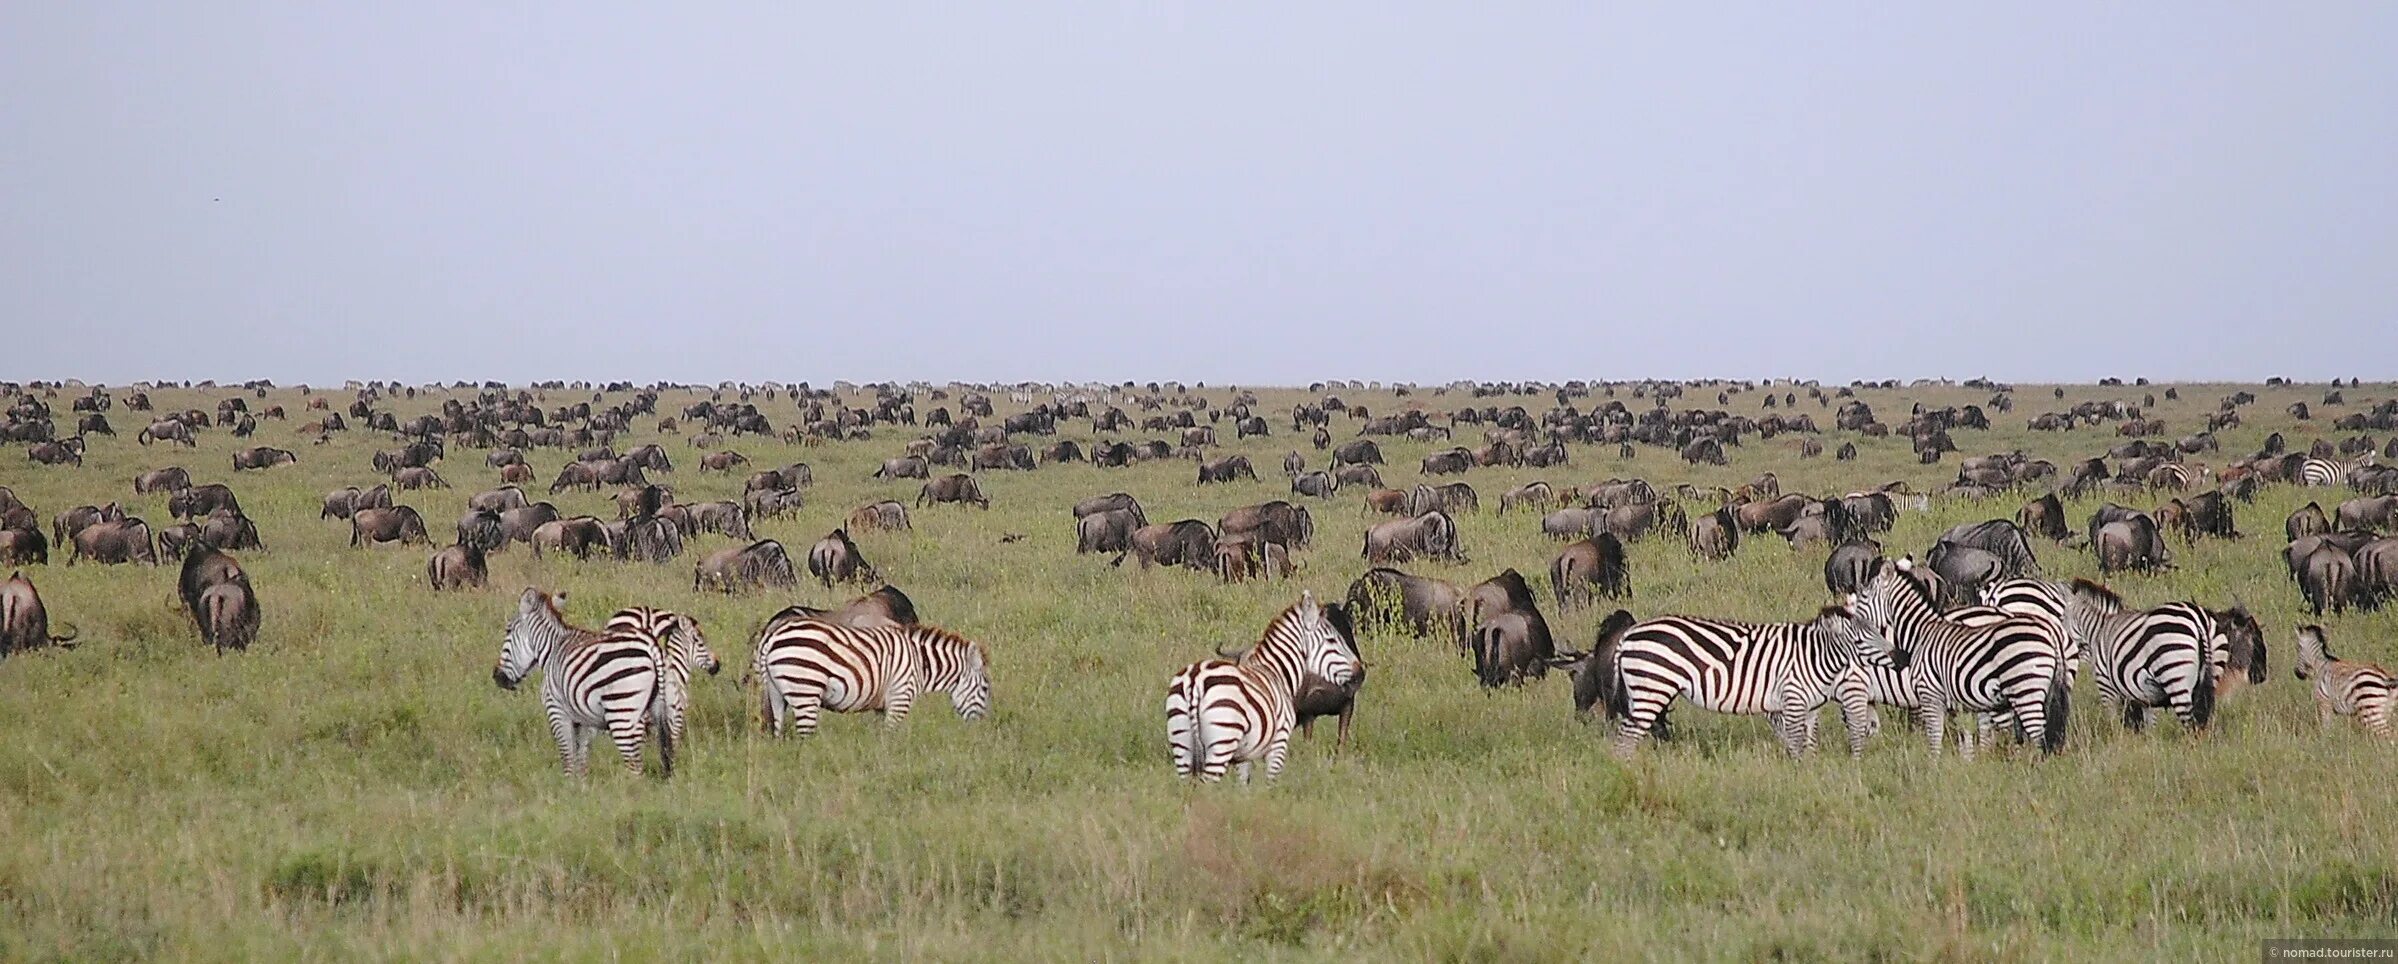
{"left": 1263, "top": 730, "right": 1293, "bottom": 780}
{"left": 2121, "top": 702, "right": 2147, "bottom": 732}
{"left": 1915, "top": 703, "right": 1947, "bottom": 756}
{"left": 1834, "top": 675, "right": 1875, "bottom": 757}
{"left": 548, "top": 710, "right": 582, "bottom": 776}
{"left": 884, "top": 684, "right": 916, "bottom": 729}
{"left": 2318, "top": 697, "right": 2339, "bottom": 731}
{"left": 791, "top": 695, "right": 823, "bottom": 739}
{"left": 606, "top": 712, "right": 648, "bottom": 775}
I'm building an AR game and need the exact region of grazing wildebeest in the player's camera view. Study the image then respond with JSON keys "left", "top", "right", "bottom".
{"left": 1077, "top": 508, "right": 1142, "bottom": 555}
{"left": 1343, "top": 567, "right": 1468, "bottom": 649}
{"left": 70, "top": 519, "right": 154, "bottom": 565}
{"left": 1197, "top": 455, "right": 1257, "bottom": 484}
{"left": 456, "top": 509, "right": 505, "bottom": 552}
{"left": 1, "top": 572, "right": 77, "bottom": 655}
{"left": 2288, "top": 502, "right": 2332, "bottom": 542}
{"left": 918, "top": 474, "right": 990, "bottom": 509}
{"left": 1364, "top": 511, "right": 1462, "bottom": 564}
{"left": 193, "top": 568, "right": 260, "bottom": 653}
{"left": 1291, "top": 470, "right": 1338, "bottom": 499}
{"left": 808, "top": 528, "right": 877, "bottom": 587}
{"left": 230, "top": 446, "right": 297, "bottom": 471}
{"left": 1333, "top": 463, "right": 1384, "bottom": 489}
{"left": 1362, "top": 488, "right": 1409, "bottom": 516}
{"left": 0, "top": 527, "right": 47, "bottom": 566}
{"left": 848, "top": 500, "right": 911, "bottom": 533}
{"left": 1112, "top": 520, "right": 1217, "bottom": 570}
{"left": 2336, "top": 495, "right": 2398, "bottom": 533}
{"left": 1420, "top": 448, "right": 1474, "bottom": 476}
{"left": 1500, "top": 481, "right": 1555, "bottom": 514}
{"left": 1551, "top": 534, "right": 1630, "bottom": 610}
{"left": 1468, "top": 569, "right": 1556, "bottom": 687}
{"left": 427, "top": 542, "right": 489, "bottom": 591}
{"left": 875, "top": 456, "right": 931, "bottom": 480}
{"left": 531, "top": 516, "right": 615, "bottom": 560}
{"left": 350, "top": 506, "right": 430, "bottom": 547}
{"left": 53, "top": 503, "right": 125, "bottom": 548}
{"left": 2300, "top": 544, "right": 2359, "bottom": 616}
{"left": 1406, "top": 482, "right": 1478, "bottom": 517}
{"left": 1824, "top": 539, "right": 1882, "bottom": 595}
{"left": 2018, "top": 492, "right": 2069, "bottom": 541}
{"left": 2096, "top": 516, "right": 2170, "bottom": 574}
{"left": 1333, "top": 439, "right": 1383, "bottom": 465}
{"left": 1219, "top": 501, "right": 1314, "bottom": 550}
{"left": 1686, "top": 505, "right": 1739, "bottom": 561}
{"left": 1542, "top": 507, "right": 1597, "bottom": 540}
{"left": 500, "top": 502, "right": 562, "bottom": 545}
{"left": 1072, "top": 492, "right": 1146, "bottom": 525}
{"left": 468, "top": 485, "right": 530, "bottom": 515}
{"left": 168, "top": 484, "right": 241, "bottom": 521}
{"left": 693, "top": 539, "right": 798, "bottom": 593}
{"left": 134, "top": 466, "right": 192, "bottom": 494}
{"left": 199, "top": 509, "right": 263, "bottom": 552}
{"left": 1213, "top": 535, "right": 1295, "bottom": 582}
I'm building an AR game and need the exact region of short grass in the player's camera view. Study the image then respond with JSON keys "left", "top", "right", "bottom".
{"left": 1, "top": 378, "right": 2393, "bottom": 960}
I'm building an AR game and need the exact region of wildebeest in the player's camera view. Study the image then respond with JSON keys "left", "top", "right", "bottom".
{"left": 2336, "top": 495, "right": 2398, "bottom": 532}
{"left": 1113, "top": 520, "right": 1217, "bottom": 570}
{"left": 847, "top": 500, "right": 911, "bottom": 533}
{"left": 875, "top": 456, "right": 931, "bottom": 480}
{"left": 693, "top": 539, "right": 798, "bottom": 593}
{"left": 500, "top": 502, "right": 562, "bottom": 545}
{"left": 2096, "top": 516, "right": 2170, "bottom": 574}
{"left": 1197, "top": 455, "right": 1257, "bottom": 484}
{"left": 0, "top": 527, "right": 47, "bottom": 566}
{"left": 1551, "top": 533, "right": 1630, "bottom": 610}
{"left": 1072, "top": 492, "right": 1146, "bottom": 525}
{"left": 1, "top": 572, "right": 77, "bottom": 655}
{"left": 1214, "top": 535, "right": 1295, "bottom": 582}
{"left": 1501, "top": 481, "right": 1556, "bottom": 514}
{"left": 1419, "top": 448, "right": 1474, "bottom": 476}
{"left": 1468, "top": 569, "right": 1556, "bottom": 687}
{"left": 1365, "top": 511, "right": 1462, "bottom": 564}
{"left": 427, "top": 542, "right": 489, "bottom": 591}
{"left": 2018, "top": 492, "right": 2069, "bottom": 541}
{"left": 531, "top": 516, "right": 615, "bottom": 559}
{"left": 168, "top": 484, "right": 241, "bottom": 520}
{"left": 919, "top": 474, "right": 990, "bottom": 509}
{"left": 1291, "top": 470, "right": 1338, "bottom": 499}
{"left": 808, "top": 528, "right": 877, "bottom": 587}
{"left": 230, "top": 446, "right": 297, "bottom": 471}
{"left": 1343, "top": 567, "right": 1468, "bottom": 649}
{"left": 350, "top": 506, "right": 431, "bottom": 547}
{"left": 1406, "top": 482, "right": 1478, "bottom": 517}
{"left": 1542, "top": 507, "right": 1597, "bottom": 540}
{"left": 456, "top": 508, "right": 505, "bottom": 552}
{"left": 2299, "top": 544, "right": 2359, "bottom": 616}
{"left": 1291, "top": 601, "right": 1365, "bottom": 751}
{"left": 1333, "top": 463, "right": 1384, "bottom": 489}
{"left": 70, "top": 519, "right": 153, "bottom": 565}
{"left": 1219, "top": 501, "right": 1314, "bottom": 550}
{"left": 392, "top": 465, "right": 448, "bottom": 490}
{"left": 1935, "top": 519, "right": 2042, "bottom": 579}
{"left": 1076, "top": 508, "right": 1142, "bottom": 555}
{"left": 199, "top": 508, "right": 263, "bottom": 551}
{"left": 53, "top": 503, "right": 124, "bottom": 548}
{"left": 1824, "top": 538, "right": 1882, "bottom": 594}
{"left": 467, "top": 485, "right": 530, "bottom": 515}
{"left": 1333, "top": 439, "right": 1383, "bottom": 465}
{"left": 193, "top": 567, "right": 260, "bottom": 654}
{"left": 1686, "top": 505, "right": 1739, "bottom": 561}
{"left": 134, "top": 466, "right": 192, "bottom": 494}
{"left": 2288, "top": 502, "right": 2332, "bottom": 542}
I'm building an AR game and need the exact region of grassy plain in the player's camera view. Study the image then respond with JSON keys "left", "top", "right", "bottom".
{"left": 0, "top": 378, "right": 2393, "bottom": 960}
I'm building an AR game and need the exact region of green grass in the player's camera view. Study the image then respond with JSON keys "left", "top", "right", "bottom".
{"left": 1, "top": 379, "right": 2394, "bottom": 960}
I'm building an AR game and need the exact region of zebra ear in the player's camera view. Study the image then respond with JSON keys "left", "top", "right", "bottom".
{"left": 1894, "top": 555, "right": 1915, "bottom": 573}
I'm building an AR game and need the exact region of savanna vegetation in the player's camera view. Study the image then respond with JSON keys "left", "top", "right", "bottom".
{"left": 1, "top": 376, "right": 2393, "bottom": 960}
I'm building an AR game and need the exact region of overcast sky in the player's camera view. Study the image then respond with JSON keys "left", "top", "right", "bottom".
{"left": 5, "top": 5, "right": 2393, "bottom": 387}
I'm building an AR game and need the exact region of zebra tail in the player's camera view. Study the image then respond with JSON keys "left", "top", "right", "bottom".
{"left": 2189, "top": 646, "right": 2217, "bottom": 730}
{"left": 1602, "top": 647, "right": 1632, "bottom": 723}
{"left": 650, "top": 677, "right": 676, "bottom": 778}
{"left": 2041, "top": 667, "right": 2070, "bottom": 754}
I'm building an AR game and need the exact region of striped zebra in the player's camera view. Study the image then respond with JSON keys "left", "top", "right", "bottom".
{"left": 751, "top": 614, "right": 990, "bottom": 737}
{"left": 2060, "top": 579, "right": 2218, "bottom": 732}
{"left": 604, "top": 607, "right": 719, "bottom": 748}
{"left": 2294, "top": 625, "right": 2394, "bottom": 738}
{"left": 2299, "top": 457, "right": 2348, "bottom": 487}
{"left": 1849, "top": 559, "right": 2068, "bottom": 756}
{"left": 1166, "top": 591, "right": 1361, "bottom": 782}
{"left": 494, "top": 588, "right": 671, "bottom": 777}
{"left": 1606, "top": 605, "right": 1882, "bottom": 758}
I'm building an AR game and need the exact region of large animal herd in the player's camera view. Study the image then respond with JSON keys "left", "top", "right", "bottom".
{"left": 2, "top": 377, "right": 2393, "bottom": 785}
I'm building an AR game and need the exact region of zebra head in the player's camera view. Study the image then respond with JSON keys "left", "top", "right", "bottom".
{"left": 917, "top": 628, "right": 992, "bottom": 721}
{"left": 1291, "top": 591, "right": 1361, "bottom": 687}
{"left": 1844, "top": 559, "right": 1916, "bottom": 671}
{"left": 672, "top": 613, "right": 720, "bottom": 676}
{"left": 496, "top": 588, "right": 563, "bottom": 690}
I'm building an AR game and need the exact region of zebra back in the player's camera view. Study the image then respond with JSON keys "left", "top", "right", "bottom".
{"left": 905, "top": 624, "right": 992, "bottom": 720}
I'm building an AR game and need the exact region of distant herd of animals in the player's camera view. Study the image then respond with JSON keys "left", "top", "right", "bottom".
{"left": 2, "top": 376, "right": 2395, "bottom": 783}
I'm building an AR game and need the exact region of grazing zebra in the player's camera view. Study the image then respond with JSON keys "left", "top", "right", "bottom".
{"left": 2060, "top": 579, "right": 2219, "bottom": 732}
{"left": 751, "top": 615, "right": 991, "bottom": 737}
{"left": 1607, "top": 605, "right": 1882, "bottom": 758}
{"left": 493, "top": 588, "right": 671, "bottom": 777}
{"left": 1166, "top": 591, "right": 1361, "bottom": 782}
{"left": 604, "top": 607, "right": 719, "bottom": 747}
{"left": 2294, "top": 625, "right": 2393, "bottom": 738}
{"left": 2299, "top": 457, "right": 2347, "bottom": 487}
{"left": 1848, "top": 559, "right": 2068, "bottom": 757}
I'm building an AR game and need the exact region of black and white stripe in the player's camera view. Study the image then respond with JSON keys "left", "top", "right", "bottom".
{"left": 604, "top": 607, "right": 718, "bottom": 748}
{"left": 2295, "top": 625, "right": 2394, "bottom": 738}
{"left": 1606, "top": 607, "right": 1880, "bottom": 757}
{"left": 2062, "top": 580, "right": 2218, "bottom": 731}
{"left": 1850, "top": 560, "right": 2068, "bottom": 756}
{"left": 752, "top": 614, "right": 991, "bottom": 737}
{"left": 1166, "top": 591, "right": 1360, "bottom": 782}
{"left": 2299, "top": 457, "right": 2347, "bottom": 487}
{"left": 494, "top": 588, "right": 670, "bottom": 776}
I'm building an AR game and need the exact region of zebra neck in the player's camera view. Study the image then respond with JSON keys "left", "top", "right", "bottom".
{"left": 1240, "top": 640, "right": 1307, "bottom": 693}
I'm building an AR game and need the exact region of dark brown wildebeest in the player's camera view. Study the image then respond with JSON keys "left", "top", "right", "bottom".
{"left": 1113, "top": 520, "right": 1217, "bottom": 570}
{"left": 135, "top": 466, "right": 192, "bottom": 494}
{"left": 693, "top": 539, "right": 797, "bottom": 593}
{"left": 1, "top": 572, "right": 77, "bottom": 654}
{"left": 2208, "top": 605, "right": 2269, "bottom": 702}
{"left": 808, "top": 528, "right": 877, "bottom": 587}
{"left": 2095, "top": 516, "right": 2169, "bottom": 574}
{"left": 392, "top": 466, "right": 448, "bottom": 491}
{"left": 2018, "top": 492, "right": 2069, "bottom": 541}
{"left": 1072, "top": 492, "right": 1146, "bottom": 524}
{"left": 168, "top": 484, "right": 241, "bottom": 521}
{"left": 1541, "top": 507, "right": 1596, "bottom": 540}
{"left": 758, "top": 584, "right": 923, "bottom": 636}
{"left": 1824, "top": 538, "right": 1883, "bottom": 594}
{"left": 1076, "top": 508, "right": 1142, "bottom": 555}
{"left": 1686, "top": 505, "right": 1739, "bottom": 561}
{"left": 1343, "top": 567, "right": 1468, "bottom": 649}
{"left": 1468, "top": 569, "right": 1556, "bottom": 688}
{"left": 1333, "top": 463, "right": 1384, "bottom": 489}
{"left": 1291, "top": 601, "right": 1365, "bottom": 752}
{"left": 53, "top": 503, "right": 125, "bottom": 547}
{"left": 848, "top": 500, "right": 911, "bottom": 533}
{"left": 200, "top": 508, "right": 263, "bottom": 551}
{"left": 1364, "top": 511, "right": 1462, "bottom": 564}
{"left": 699, "top": 451, "right": 748, "bottom": 473}
{"left": 0, "top": 527, "right": 46, "bottom": 566}
{"left": 468, "top": 485, "right": 529, "bottom": 515}
{"left": 531, "top": 516, "right": 615, "bottom": 560}
{"left": 1291, "top": 470, "right": 1337, "bottom": 499}
{"left": 500, "top": 502, "right": 562, "bottom": 545}
{"left": 70, "top": 518, "right": 153, "bottom": 565}
{"left": 1214, "top": 535, "right": 1295, "bottom": 583}
{"left": 548, "top": 462, "right": 601, "bottom": 494}
{"left": 230, "top": 446, "right": 296, "bottom": 471}
{"left": 918, "top": 474, "right": 989, "bottom": 509}
{"left": 1500, "top": 481, "right": 1555, "bottom": 514}
{"left": 1197, "top": 455, "right": 1257, "bottom": 484}
{"left": 1407, "top": 482, "right": 1478, "bottom": 517}
{"left": 1219, "top": 501, "right": 1314, "bottom": 550}
{"left": 193, "top": 566, "right": 260, "bottom": 653}
{"left": 1334, "top": 439, "right": 1383, "bottom": 465}
{"left": 874, "top": 456, "right": 930, "bottom": 480}
{"left": 427, "top": 542, "right": 489, "bottom": 591}
{"left": 157, "top": 523, "right": 203, "bottom": 559}
{"left": 1420, "top": 448, "right": 1473, "bottom": 476}
{"left": 2288, "top": 502, "right": 2331, "bottom": 542}
{"left": 456, "top": 509, "right": 505, "bottom": 552}
{"left": 350, "top": 506, "right": 431, "bottom": 547}
{"left": 2336, "top": 495, "right": 2398, "bottom": 533}
{"left": 1551, "top": 534, "right": 1630, "bottom": 610}
{"left": 2299, "top": 544, "right": 2359, "bottom": 616}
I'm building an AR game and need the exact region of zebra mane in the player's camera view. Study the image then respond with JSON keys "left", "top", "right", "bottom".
{"left": 2067, "top": 578, "right": 2123, "bottom": 610}
{"left": 907, "top": 623, "right": 985, "bottom": 659}
{"left": 1814, "top": 603, "right": 1856, "bottom": 624}
{"left": 1218, "top": 599, "right": 1316, "bottom": 660}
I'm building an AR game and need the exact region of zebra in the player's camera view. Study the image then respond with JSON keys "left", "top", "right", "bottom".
{"left": 751, "top": 614, "right": 991, "bottom": 738}
{"left": 493, "top": 588, "right": 671, "bottom": 777}
{"left": 2299, "top": 457, "right": 2347, "bottom": 487}
{"left": 1166, "top": 591, "right": 1361, "bottom": 782}
{"left": 2294, "top": 625, "right": 2393, "bottom": 738}
{"left": 1848, "top": 559, "right": 2069, "bottom": 757}
{"left": 2059, "top": 579, "right": 2219, "bottom": 732}
{"left": 604, "top": 607, "right": 719, "bottom": 748}
{"left": 1606, "top": 605, "right": 1883, "bottom": 758}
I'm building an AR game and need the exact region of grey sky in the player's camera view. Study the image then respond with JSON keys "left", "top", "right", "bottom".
{"left": 6, "top": 4, "right": 2394, "bottom": 387}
